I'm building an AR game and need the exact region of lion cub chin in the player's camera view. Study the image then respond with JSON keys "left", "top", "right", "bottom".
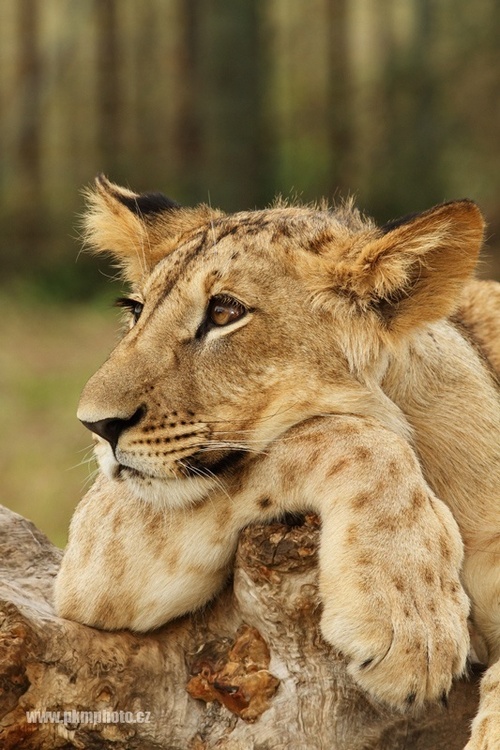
{"left": 55, "top": 177, "right": 500, "bottom": 746}
{"left": 93, "top": 433, "right": 217, "bottom": 508}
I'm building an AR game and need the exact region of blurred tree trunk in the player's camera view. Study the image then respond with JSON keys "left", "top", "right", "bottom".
{"left": 0, "top": 505, "right": 479, "bottom": 750}
{"left": 197, "top": 0, "right": 265, "bottom": 210}
{"left": 171, "top": 0, "right": 203, "bottom": 202}
{"left": 96, "top": 0, "right": 121, "bottom": 174}
{"left": 404, "top": 0, "right": 443, "bottom": 207}
{"left": 14, "top": 0, "right": 43, "bottom": 256}
{"left": 326, "top": 0, "right": 353, "bottom": 195}
{"left": 17, "top": 0, "right": 41, "bottom": 191}
{"left": 366, "top": 0, "right": 443, "bottom": 217}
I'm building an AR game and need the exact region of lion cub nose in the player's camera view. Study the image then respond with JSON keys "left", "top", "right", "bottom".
{"left": 80, "top": 407, "right": 145, "bottom": 450}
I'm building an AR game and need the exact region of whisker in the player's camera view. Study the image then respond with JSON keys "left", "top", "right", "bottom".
{"left": 74, "top": 442, "right": 98, "bottom": 455}
{"left": 195, "top": 442, "right": 269, "bottom": 457}
{"left": 66, "top": 449, "right": 97, "bottom": 473}
{"left": 81, "top": 466, "right": 100, "bottom": 492}
{"left": 209, "top": 430, "right": 306, "bottom": 446}
{"left": 177, "top": 459, "right": 233, "bottom": 504}
{"left": 205, "top": 400, "right": 302, "bottom": 427}
{"left": 209, "top": 428, "right": 280, "bottom": 440}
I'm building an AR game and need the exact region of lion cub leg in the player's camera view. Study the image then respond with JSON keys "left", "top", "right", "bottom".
{"left": 465, "top": 657, "right": 500, "bottom": 749}
{"left": 56, "top": 414, "right": 469, "bottom": 713}
{"left": 54, "top": 474, "right": 239, "bottom": 631}
{"left": 249, "top": 416, "right": 471, "bottom": 710}
{"left": 465, "top": 659, "right": 500, "bottom": 749}
{"left": 461, "top": 542, "right": 500, "bottom": 748}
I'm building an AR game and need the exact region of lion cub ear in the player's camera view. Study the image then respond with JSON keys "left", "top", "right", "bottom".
{"left": 82, "top": 174, "right": 181, "bottom": 283}
{"left": 345, "top": 200, "right": 485, "bottom": 337}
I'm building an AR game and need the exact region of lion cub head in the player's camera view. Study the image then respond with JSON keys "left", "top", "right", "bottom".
{"left": 79, "top": 176, "right": 484, "bottom": 507}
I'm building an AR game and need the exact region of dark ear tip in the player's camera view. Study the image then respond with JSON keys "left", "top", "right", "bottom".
{"left": 380, "top": 211, "right": 420, "bottom": 234}
{"left": 381, "top": 199, "right": 484, "bottom": 236}
{"left": 453, "top": 198, "right": 484, "bottom": 222}
{"left": 92, "top": 174, "right": 181, "bottom": 216}
{"left": 115, "top": 190, "right": 181, "bottom": 217}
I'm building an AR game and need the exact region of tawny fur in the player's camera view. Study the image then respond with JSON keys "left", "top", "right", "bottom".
{"left": 55, "top": 178, "right": 500, "bottom": 746}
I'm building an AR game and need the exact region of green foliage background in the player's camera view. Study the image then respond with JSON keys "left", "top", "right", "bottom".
{"left": 2, "top": 0, "right": 500, "bottom": 543}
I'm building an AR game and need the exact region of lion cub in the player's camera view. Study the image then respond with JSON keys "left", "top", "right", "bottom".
{"left": 55, "top": 177, "right": 500, "bottom": 748}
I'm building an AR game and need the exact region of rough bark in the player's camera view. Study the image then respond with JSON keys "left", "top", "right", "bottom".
{"left": 0, "top": 505, "right": 479, "bottom": 749}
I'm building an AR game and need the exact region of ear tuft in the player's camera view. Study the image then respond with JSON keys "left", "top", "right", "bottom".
{"left": 82, "top": 176, "right": 226, "bottom": 286}
{"left": 82, "top": 175, "right": 182, "bottom": 284}
{"left": 323, "top": 200, "right": 485, "bottom": 338}
{"left": 83, "top": 175, "right": 148, "bottom": 260}
{"left": 92, "top": 173, "right": 180, "bottom": 216}
{"left": 355, "top": 200, "right": 485, "bottom": 335}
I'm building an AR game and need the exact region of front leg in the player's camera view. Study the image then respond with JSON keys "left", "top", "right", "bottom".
{"left": 56, "top": 414, "right": 469, "bottom": 712}
{"left": 54, "top": 474, "right": 239, "bottom": 631}
{"left": 319, "top": 472, "right": 469, "bottom": 708}
{"left": 242, "top": 416, "right": 470, "bottom": 709}
{"left": 461, "top": 539, "right": 500, "bottom": 749}
{"left": 465, "top": 659, "right": 500, "bottom": 749}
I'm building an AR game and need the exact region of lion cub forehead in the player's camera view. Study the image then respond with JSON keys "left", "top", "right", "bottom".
{"left": 149, "top": 203, "right": 375, "bottom": 275}
{"left": 141, "top": 203, "right": 374, "bottom": 300}
{"left": 203, "top": 203, "right": 374, "bottom": 251}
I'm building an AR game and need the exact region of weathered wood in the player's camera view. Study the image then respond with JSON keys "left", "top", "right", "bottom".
{"left": 0, "top": 505, "right": 479, "bottom": 749}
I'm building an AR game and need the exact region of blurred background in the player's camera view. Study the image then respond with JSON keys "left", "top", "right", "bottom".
{"left": 2, "top": 0, "right": 500, "bottom": 546}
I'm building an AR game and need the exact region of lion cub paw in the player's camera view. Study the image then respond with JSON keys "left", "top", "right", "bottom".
{"left": 320, "top": 496, "right": 470, "bottom": 709}
{"left": 321, "top": 581, "right": 469, "bottom": 709}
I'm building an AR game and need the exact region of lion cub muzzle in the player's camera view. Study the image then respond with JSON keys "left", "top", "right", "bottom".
{"left": 80, "top": 405, "right": 145, "bottom": 451}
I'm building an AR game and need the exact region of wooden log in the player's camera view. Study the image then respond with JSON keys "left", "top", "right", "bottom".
{"left": 0, "top": 505, "right": 479, "bottom": 749}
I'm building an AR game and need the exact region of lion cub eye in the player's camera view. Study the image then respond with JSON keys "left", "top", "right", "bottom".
{"left": 115, "top": 297, "right": 144, "bottom": 325}
{"left": 207, "top": 295, "right": 246, "bottom": 327}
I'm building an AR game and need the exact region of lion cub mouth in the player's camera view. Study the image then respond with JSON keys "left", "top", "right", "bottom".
{"left": 92, "top": 419, "right": 252, "bottom": 496}
{"left": 115, "top": 447, "right": 248, "bottom": 482}
{"left": 182, "top": 449, "right": 248, "bottom": 477}
{"left": 116, "top": 464, "right": 146, "bottom": 480}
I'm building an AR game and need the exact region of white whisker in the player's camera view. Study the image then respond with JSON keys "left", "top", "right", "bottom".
{"left": 66, "top": 448, "right": 97, "bottom": 473}
{"left": 81, "top": 466, "right": 100, "bottom": 492}
{"left": 177, "top": 459, "right": 233, "bottom": 504}
{"left": 195, "top": 441, "right": 269, "bottom": 457}
{"left": 209, "top": 429, "right": 305, "bottom": 446}
{"left": 206, "top": 400, "right": 302, "bottom": 427}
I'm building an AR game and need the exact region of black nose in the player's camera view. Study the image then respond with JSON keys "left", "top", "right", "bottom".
{"left": 80, "top": 407, "right": 145, "bottom": 450}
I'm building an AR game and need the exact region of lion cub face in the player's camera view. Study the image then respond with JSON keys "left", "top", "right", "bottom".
{"left": 79, "top": 176, "right": 483, "bottom": 507}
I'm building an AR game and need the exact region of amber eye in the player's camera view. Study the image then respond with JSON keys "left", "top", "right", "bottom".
{"left": 207, "top": 295, "right": 246, "bottom": 327}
